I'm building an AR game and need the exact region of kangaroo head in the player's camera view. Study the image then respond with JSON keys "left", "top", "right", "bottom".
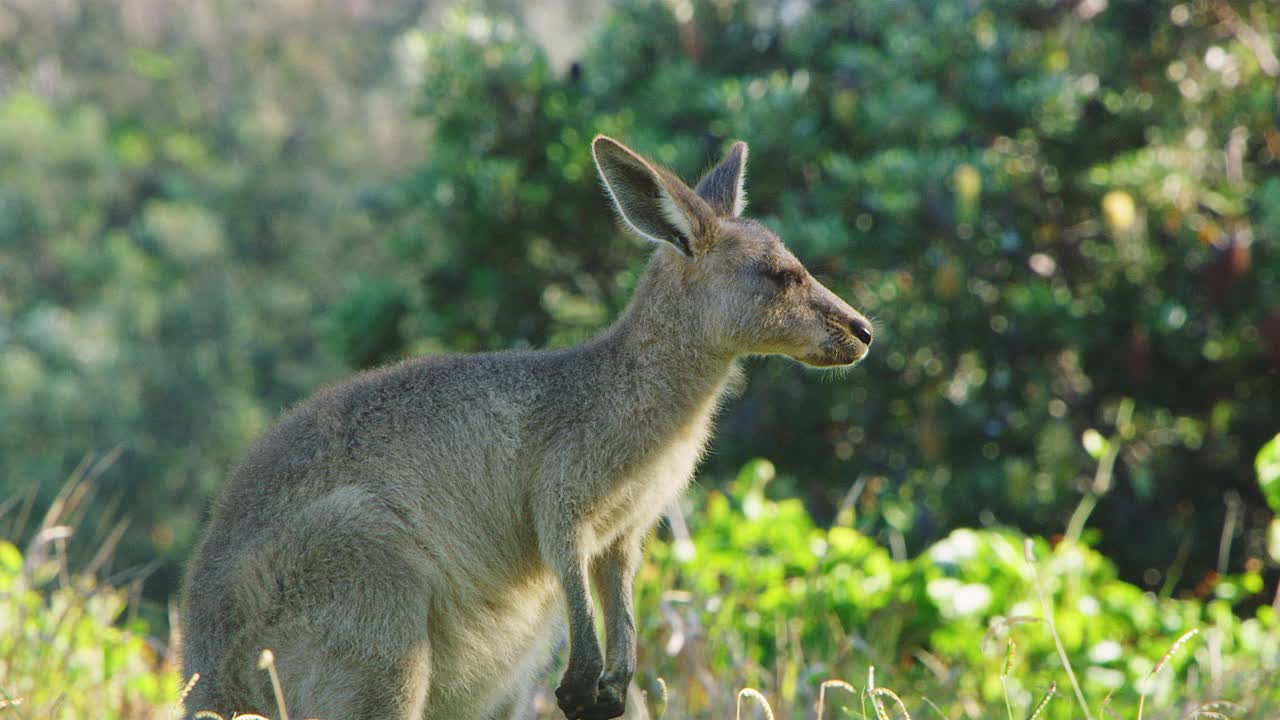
{"left": 593, "top": 135, "right": 873, "bottom": 367}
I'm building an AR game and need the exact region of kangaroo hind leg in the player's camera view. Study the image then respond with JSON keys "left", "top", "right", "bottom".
{"left": 266, "top": 630, "right": 431, "bottom": 720}
{"left": 233, "top": 486, "right": 434, "bottom": 720}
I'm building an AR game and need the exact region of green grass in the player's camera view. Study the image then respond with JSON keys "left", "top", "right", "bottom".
{"left": 2, "top": 455, "right": 1277, "bottom": 719}
{"left": 620, "top": 462, "right": 1278, "bottom": 719}
{"left": 0, "top": 468, "right": 179, "bottom": 720}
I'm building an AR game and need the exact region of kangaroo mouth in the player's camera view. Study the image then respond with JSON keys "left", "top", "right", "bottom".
{"left": 795, "top": 341, "right": 869, "bottom": 368}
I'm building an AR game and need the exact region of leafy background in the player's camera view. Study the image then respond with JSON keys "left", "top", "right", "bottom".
{"left": 0, "top": 0, "right": 1278, "bottom": 718}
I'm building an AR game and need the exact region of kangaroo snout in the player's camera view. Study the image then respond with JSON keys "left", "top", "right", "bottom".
{"left": 816, "top": 285, "right": 872, "bottom": 348}
{"left": 801, "top": 281, "right": 873, "bottom": 367}
{"left": 826, "top": 308, "right": 873, "bottom": 367}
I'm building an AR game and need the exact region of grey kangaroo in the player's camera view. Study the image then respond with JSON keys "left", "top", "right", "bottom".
{"left": 181, "top": 135, "right": 874, "bottom": 720}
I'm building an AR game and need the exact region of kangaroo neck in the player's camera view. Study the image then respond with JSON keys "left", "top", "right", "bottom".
{"left": 592, "top": 254, "right": 739, "bottom": 430}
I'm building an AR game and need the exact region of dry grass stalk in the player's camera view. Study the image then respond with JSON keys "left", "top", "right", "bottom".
{"left": 817, "top": 679, "right": 856, "bottom": 720}
{"left": 257, "top": 649, "right": 290, "bottom": 720}
{"left": 735, "top": 688, "right": 776, "bottom": 720}
{"left": 1137, "top": 628, "right": 1201, "bottom": 720}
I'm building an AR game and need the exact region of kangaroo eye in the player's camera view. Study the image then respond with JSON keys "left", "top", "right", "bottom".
{"left": 764, "top": 268, "right": 803, "bottom": 288}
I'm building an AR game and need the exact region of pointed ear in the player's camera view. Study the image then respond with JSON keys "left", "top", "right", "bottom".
{"left": 694, "top": 141, "right": 748, "bottom": 217}
{"left": 592, "top": 135, "right": 716, "bottom": 257}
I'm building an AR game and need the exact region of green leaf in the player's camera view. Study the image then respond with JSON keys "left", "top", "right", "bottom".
{"left": 0, "top": 541, "right": 21, "bottom": 576}
{"left": 733, "top": 458, "right": 775, "bottom": 500}
{"left": 1256, "top": 433, "right": 1280, "bottom": 513}
{"left": 1268, "top": 518, "right": 1280, "bottom": 564}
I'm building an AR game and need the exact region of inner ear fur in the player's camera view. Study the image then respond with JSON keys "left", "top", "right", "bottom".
{"left": 592, "top": 135, "right": 717, "bottom": 256}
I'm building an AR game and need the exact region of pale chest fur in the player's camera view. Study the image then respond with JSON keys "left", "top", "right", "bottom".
{"left": 582, "top": 387, "right": 721, "bottom": 553}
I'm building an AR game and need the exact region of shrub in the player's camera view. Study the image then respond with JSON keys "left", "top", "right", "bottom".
{"left": 0, "top": 538, "right": 178, "bottom": 719}
{"left": 631, "top": 459, "right": 1279, "bottom": 719}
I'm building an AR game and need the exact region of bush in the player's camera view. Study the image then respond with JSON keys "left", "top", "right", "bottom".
{"left": 0, "top": 538, "right": 178, "bottom": 719}
{"left": 0, "top": 0, "right": 428, "bottom": 600}
{"left": 629, "top": 458, "right": 1279, "bottom": 719}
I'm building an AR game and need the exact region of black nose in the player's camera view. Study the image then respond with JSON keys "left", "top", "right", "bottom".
{"left": 848, "top": 317, "right": 873, "bottom": 345}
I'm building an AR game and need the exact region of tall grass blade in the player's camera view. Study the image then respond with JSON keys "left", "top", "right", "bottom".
{"left": 0, "top": 685, "right": 25, "bottom": 720}
{"left": 258, "top": 649, "right": 290, "bottom": 720}
{"left": 178, "top": 673, "right": 201, "bottom": 709}
{"left": 1137, "top": 628, "right": 1201, "bottom": 720}
{"left": 1000, "top": 638, "right": 1018, "bottom": 720}
{"left": 651, "top": 677, "right": 668, "bottom": 720}
{"left": 1025, "top": 682, "right": 1055, "bottom": 720}
{"left": 1024, "top": 538, "right": 1093, "bottom": 720}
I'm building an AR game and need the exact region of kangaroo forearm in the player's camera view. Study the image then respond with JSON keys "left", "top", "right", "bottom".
{"left": 591, "top": 536, "right": 640, "bottom": 674}
{"left": 536, "top": 512, "right": 604, "bottom": 675}
{"left": 563, "top": 575, "right": 603, "bottom": 675}
{"left": 605, "top": 605, "right": 636, "bottom": 674}
{"left": 549, "top": 533, "right": 611, "bottom": 720}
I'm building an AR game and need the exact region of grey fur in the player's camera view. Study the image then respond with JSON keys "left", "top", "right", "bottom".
{"left": 180, "top": 135, "right": 873, "bottom": 720}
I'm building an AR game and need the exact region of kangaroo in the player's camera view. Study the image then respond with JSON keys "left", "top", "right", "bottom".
{"left": 180, "top": 135, "right": 874, "bottom": 720}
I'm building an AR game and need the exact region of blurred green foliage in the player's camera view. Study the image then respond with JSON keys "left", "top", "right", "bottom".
{"left": 626, "top": 455, "right": 1280, "bottom": 719}
{"left": 1259, "top": 433, "right": 1280, "bottom": 564}
{"left": 1, "top": 0, "right": 1279, "bottom": 624}
{"left": 0, "top": 0, "right": 434, "bottom": 597}
{"left": 0, "top": 539, "right": 177, "bottom": 719}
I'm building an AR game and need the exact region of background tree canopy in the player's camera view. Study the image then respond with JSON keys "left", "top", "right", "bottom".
{"left": 1, "top": 0, "right": 1278, "bottom": 626}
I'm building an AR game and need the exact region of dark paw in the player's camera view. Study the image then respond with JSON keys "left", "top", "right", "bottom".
{"left": 556, "top": 670, "right": 597, "bottom": 720}
{"left": 593, "top": 671, "right": 630, "bottom": 718}
{"left": 556, "top": 669, "right": 627, "bottom": 720}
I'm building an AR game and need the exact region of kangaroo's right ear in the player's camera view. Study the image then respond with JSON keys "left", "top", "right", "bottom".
{"left": 592, "top": 135, "right": 715, "bottom": 257}
{"left": 695, "top": 141, "right": 748, "bottom": 217}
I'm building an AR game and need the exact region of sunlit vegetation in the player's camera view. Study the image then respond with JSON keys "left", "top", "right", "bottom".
{"left": 1, "top": 0, "right": 1278, "bottom": 717}
{"left": 0, "top": 466, "right": 179, "bottom": 719}
{"left": 625, "top": 449, "right": 1279, "bottom": 719}
{"left": 5, "top": 440, "right": 1277, "bottom": 718}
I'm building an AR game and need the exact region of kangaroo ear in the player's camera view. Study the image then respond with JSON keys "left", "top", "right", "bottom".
{"left": 695, "top": 141, "right": 748, "bottom": 217}
{"left": 592, "top": 135, "right": 715, "bottom": 257}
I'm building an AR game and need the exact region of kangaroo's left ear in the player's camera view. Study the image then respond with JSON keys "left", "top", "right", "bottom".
{"left": 695, "top": 141, "right": 748, "bottom": 217}
{"left": 592, "top": 135, "right": 717, "bottom": 257}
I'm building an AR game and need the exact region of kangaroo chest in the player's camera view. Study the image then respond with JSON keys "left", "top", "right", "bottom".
{"left": 585, "top": 395, "right": 719, "bottom": 551}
